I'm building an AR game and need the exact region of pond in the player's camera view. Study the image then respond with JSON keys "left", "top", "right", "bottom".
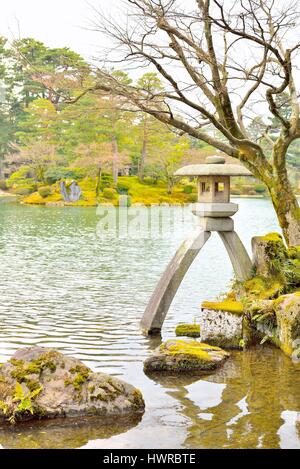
{"left": 0, "top": 199, "right": 299, "bottom": 449}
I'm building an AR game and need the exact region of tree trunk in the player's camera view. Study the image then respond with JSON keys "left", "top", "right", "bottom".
{"left": 138, "top": 118, "right": 148, "bottom": 182}
{"left": 241, "top": 139, "right": 300, "bottom": 247}
{"left": 96, "top": 166, "right": 102, "bottom": 196}
{"left": 267, "top": 173, "right": 300, "bottom": 247}
{"left": 138, "top": 139, "right": 147, "bottom": 182}
{"left": 263, "top": 138, "right": 300, "bottom": 247}
{"left": 112, "top": 136, "right": 119, "bottom": 184}
{"left": 167, "top": 177, "right": 174, "bottom": 195}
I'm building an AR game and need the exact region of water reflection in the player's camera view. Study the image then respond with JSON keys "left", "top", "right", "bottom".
{"left": 0, "top": 415, "right": 142, "bottom": 449}
{"left": 147, "top": 346, "right": 300, "bottom": 449}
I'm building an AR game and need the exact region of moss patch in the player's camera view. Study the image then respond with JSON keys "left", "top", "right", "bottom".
{"left": 144, "top": 339, "right": 229, "bottom": 373}
{"left": 161, "top": 339, "right": 222, "bottom": 361}
{"left": 65, "top": 365, "right": 90, "bottom": 391}
{"left": 9, "top": 351, "right": 58, "bottom": 383}
{"left": 201, "top": 300, "right": 244, "bottom": 315}
{"left": 175, "top": 323, "right": 200, "bottom": 338}
{"left": 242, "top": 276, "right": 284, "bottom": 300}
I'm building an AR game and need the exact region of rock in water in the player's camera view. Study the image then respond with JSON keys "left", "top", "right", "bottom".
{"left": 0, "top": 347, "right": 145, "bottom": 424}
{"left": 144, "top": 339, "right": 229, "bottom": 373}
{"left": 274, "top": 293, "right": 300, "bottom": 359}
{"left": 200, "top": 300, "right": 244, "bottom": 349}
{"left": 175, "top": 323, "right": 200, "bottom": 338}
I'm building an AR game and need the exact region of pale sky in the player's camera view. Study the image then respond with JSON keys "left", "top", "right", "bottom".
{"left": 0, "top": 0, "right": 113, "bottom": 60}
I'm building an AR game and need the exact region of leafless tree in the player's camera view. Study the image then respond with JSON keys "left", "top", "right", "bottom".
{"left": 88, "top": 0, "right": 300, "bottom": 245}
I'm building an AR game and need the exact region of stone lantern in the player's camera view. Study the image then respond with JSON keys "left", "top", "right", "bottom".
{"left": 141, "top": 156, "right": 253, "bottom": 335}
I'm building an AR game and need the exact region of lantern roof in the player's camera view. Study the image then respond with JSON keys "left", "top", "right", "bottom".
{"left": 175, "top": 156, "right": 252, "bottom": 177}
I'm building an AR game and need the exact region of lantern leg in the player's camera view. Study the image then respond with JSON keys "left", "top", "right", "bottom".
{"left": 140, "top": 229, "right": 211, "bottom": 335}
{"left": 218, "top": 231, "right": 252, "bottom": 281}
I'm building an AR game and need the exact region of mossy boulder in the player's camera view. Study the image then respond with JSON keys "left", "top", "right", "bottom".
{"left": 175, "top": 323, "right": 200, "bottom": 338}
{"left": 200, "top": 300, "right": 244, "bottom": 349}
{"left": 251, "top": 232, "right": 288, "bottom": 277}
{"left": 273, "top": 293, "right": 300, "bottom": 358}
{"left": 144, "top": 339, "right": 229, "bottom": 373}
{"left": 235, "top": 234, "right": 299, "bottom": 303}
{"left": 0, "top": 347, "right": 144, "bottom": 424}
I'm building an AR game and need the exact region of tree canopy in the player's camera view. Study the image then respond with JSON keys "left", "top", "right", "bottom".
{"left": 88, "top": 0, "right": 300, "bottom": 245}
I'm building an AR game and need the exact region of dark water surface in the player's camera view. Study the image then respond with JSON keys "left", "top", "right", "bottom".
{"left": 0, "top": 200, "right": 299, "bottom": 449}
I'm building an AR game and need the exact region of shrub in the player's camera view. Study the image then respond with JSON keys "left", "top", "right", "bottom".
{"left": 231, "top": 188, "right": 242, "bottom": 195}
{"left": 117, "top": 182, "right": 130, "bottom": 194}
{"left": 7, "top": 167, "right": 33, "bottom": 188}
{"left": 187, "top": 193, "right": 198, "bottom": 203}
{"left": 143, "top": 176, "right": 157, "bottom": 185}
{"left": 183, "top": 184, "right": 195, "bottom": 194}
{"left": 242, "top": 184, "right": 254, "bottom": 194}
{"left": 0, "top": 180, "right": 8, "bottom": 191}
{"left": 45, "top": 167, "right": 86, "bottom": 184}
{"left": 254, "top": 184, "right": 266, "bottom": 194}
{"left": 99, "top": 173, "right": 113, "bottom": 191}
{"left": 38, "top": 186, "right": 52, "bottom": 198}
{"left": 15, "top": 185, "right": 36, "bottom": 196}
{"left": 103, "top": 187, "right": 117, "bottom": 199}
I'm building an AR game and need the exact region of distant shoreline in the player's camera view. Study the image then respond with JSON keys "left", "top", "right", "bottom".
{"left": 0, "top": 192, "right": 299, "bottom": 207}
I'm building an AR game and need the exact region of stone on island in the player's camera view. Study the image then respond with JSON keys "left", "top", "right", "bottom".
{"left": 200, "top": 300, "right": 244, "bottom": 349}
{"left": 273, "top": 293, "right": 300, "bottom": 358}
{"left": 144, "top": 339, "right": 229, "bottom": 373}
{"left": 0, "top": 346, "right": 145, "bottom": 424}
{"left": 175, "top": 323, "right": 200, "bottom": 338}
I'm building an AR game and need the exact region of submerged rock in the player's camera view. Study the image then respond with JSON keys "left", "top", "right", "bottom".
{"left": 175, "top": 323, "right": 200, "bottom": 338}
{"left": 0, "top": 347, "right": 145, "bottom": 424}
{"left": 200, "top": 300, "right": 244, "bottom": 349}
{"left": 144, "top": 339, "right": 229, "bottom": 373}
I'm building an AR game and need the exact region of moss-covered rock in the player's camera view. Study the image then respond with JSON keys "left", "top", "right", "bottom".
{"left": 252, "top": 232, "right": 288, "bottom": 277}
{"left": 144, "top": 339, "right": 229, "bottom": 373}
{"left": 218, "top": 233, "right": 300, "bottom": 358}
{"left": 240, "top": 276, "right": 284, "bottom": 300}
{"left": 175, "top": 323, "right": 200, "bottom": 338}
{"left": 273, "top": 293, "right": 300, "bottom": 358}
{"left": 200, "top": 301, "right": 244, "bottom": 349}
{"left": 235, "top": 233, "right": 299, "bottom": 299}
{"left": 0, "top": 347, "right": 145, "bottom": 424}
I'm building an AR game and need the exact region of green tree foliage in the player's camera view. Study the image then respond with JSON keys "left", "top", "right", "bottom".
{"left": 0, "top": 37, "right": 218, "bottom": 198}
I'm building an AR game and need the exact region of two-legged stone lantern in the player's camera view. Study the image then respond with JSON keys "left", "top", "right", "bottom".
{"left": 141, "top": 156, "right": 253, "bottom": 335}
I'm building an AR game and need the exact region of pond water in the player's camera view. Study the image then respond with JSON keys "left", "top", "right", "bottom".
{"left": 0, "top": 199, "right": 299, "bottom": 449}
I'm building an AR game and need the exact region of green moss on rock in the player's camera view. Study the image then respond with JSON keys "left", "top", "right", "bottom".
{"left": 144, "top": 339, "right": 230, "bottom": 373}
{"left": 175, "top": 323, "right": 200, "bottom": 338}
{"left": 0, "top": 346, "right": 145, "bottom": 423}
{"left": 201, "top": 300, "right": 244, "bottom": 315}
